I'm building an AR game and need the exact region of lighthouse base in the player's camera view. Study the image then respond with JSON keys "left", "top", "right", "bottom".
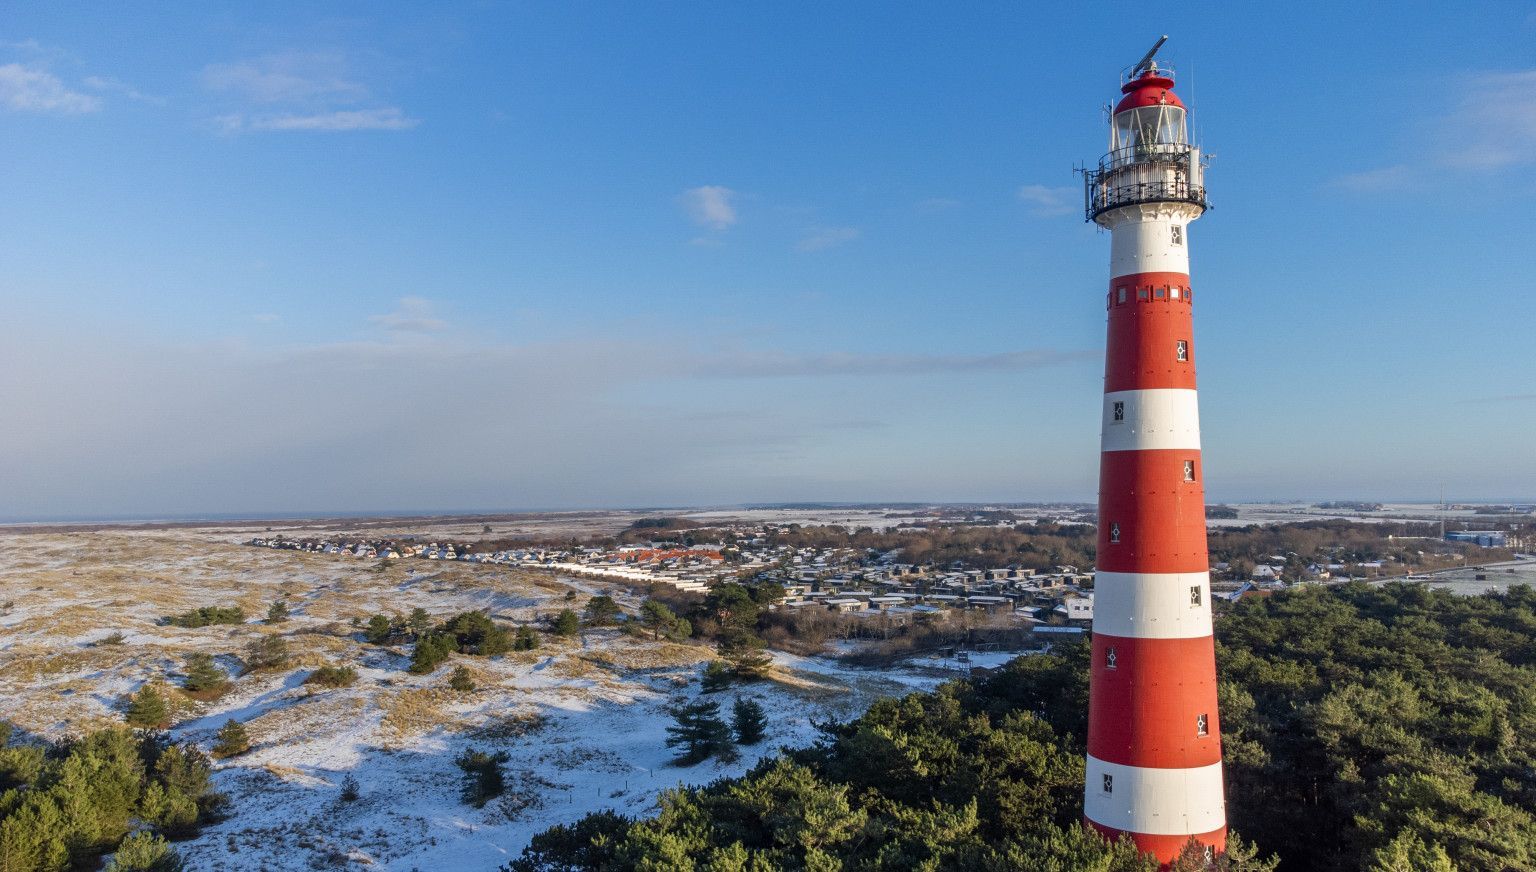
{"left": 1085, "top": 819, "right": 1226, "bottom": 868}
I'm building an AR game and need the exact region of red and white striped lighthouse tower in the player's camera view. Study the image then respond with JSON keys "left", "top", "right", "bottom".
{"left": 1081, "top": 37, "right": 1226, "bottom": 865}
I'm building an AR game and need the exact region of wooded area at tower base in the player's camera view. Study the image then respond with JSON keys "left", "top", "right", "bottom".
{"left": 508, "top": 582, "right": 1536, "bottom": 872}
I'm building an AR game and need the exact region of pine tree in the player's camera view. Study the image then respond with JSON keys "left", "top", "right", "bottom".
{"left": 665, "top": 700, "right": 736, "bottom": 765}
{"left": 552, "top": 609, "right": 580, "bottom": 637}
{"left": 583, "top": 596, "right": 621, "bottom": 627}
{"left": 339, "top": 773, "right": 360, "bottom": 802}
{"left": 265, "top": 600, "right": 289, "bottom": 624}
{"left": 718, "top": 630, "right": 772, "bottom": 680}
{"left": 212, "top": 720, "right": 250, "bottom": 758}
{"left": 365, "top": 613, "right": 393, "bottom": 644}
{"left": 126, "top": 685, "right": 170, "bottom": 729}
{"left": 107, "top": 831, "right": 185, "bottom": 871}
{"left": 181, "top": 653, "right": 229, "bottom": 696}
{"left": 449, "top": 666, "right": 476, "bottom": 692}
{"left": 455, "top": 748, "right": 510, "bottom": 807}
{"left": 700, "top": 660, "right": 733, "bottom": 693}
{"left": 513, "top": 625, "right": 540, "bottom": 651}
{"left": 408, "top": 607, "right": 432, "bottom": 638}
{"left": 0, "top": 795, "right": 70, "bottom": 872}
{"left": 639, "top": 599, "right": 690, "bottom": 641}
{"left": 731, "top": 697, "right": 767, "bottom": 745}
{"left": 244, "top": 634, "right": 289, "bottom": 671}
{"left": 410, "top": 633, "right": 455, "bottom": 674}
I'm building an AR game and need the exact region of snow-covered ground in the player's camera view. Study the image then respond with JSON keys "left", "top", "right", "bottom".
{"left": 0, "top": 526, "right": 1007, "bottom": 871}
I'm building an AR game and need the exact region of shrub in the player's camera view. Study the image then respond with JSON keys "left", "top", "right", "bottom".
{"left": 126, "top": 685, "right": 170, "bottom": 729}
{"left": 211, "top": 720, "right": 250, "bottom": 758}
{"left": 551, "top": 609, "right": 580, "bottom": 637}
{"left": 455, "top": 748, "right": 510, "bottom": 807}
{"left": 98, "top": 631, "right": 127, "bottom": 646}
{"left": 339, "top": 773, "right": 360, "bottom": 802}
{"left": 265, "top": 600, "right": 289, "bottom": 624}
{"left": 166, "top": 606, "right": 244, "bottom": 628}
{"left": 106, "top": 832, "right": 185, "bottom": 871}
{"left": 304, "top": 665, "right": 358, "bottom": 688}
{"left": 449, "top": 666, "right": 477, "bottom": 693}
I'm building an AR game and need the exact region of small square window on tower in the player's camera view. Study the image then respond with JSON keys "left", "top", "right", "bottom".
{"left": 1109, "top": 522, "right": 1121, "bottom": 544}
{"left": 1171, "top": 225, "right": 1184, "bottom": 245}
{"left": 1197, "top": 713, "right": 1209, "bottom": 737}
{"left": 1117, "top": 287, "right": 1127, "bottom": 304}
{"left": 1102, "top": 773, "right": 1114, "bottom": 794}
{"left": 1190, "top": 585, "right": 1202, "bottom": 606}
{"left": 1137, "top": 288, "right": 1149, "bottom": 301}
{"left": 1176, "top": 340, "right": 1189, "bottom": 362}
{"left": 1112, "top": 401, "right": 1125, "bottom": 422}
{"left": 1105, "top": 647, "right": 1117, "bottom": 669}
{"left": 1184, "top": 460, "right": 1196, "bottom": 481}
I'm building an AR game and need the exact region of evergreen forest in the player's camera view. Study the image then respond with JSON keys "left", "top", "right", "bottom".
{"left": 509, "top": 583, "right": 1536, "bottom": 872}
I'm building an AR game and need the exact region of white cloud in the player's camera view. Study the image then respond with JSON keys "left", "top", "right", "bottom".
{"left": 246, "top": 107, "right": 419, "bottom": 132}
{"left": 916, "top": 197, "right": 961, "bottom": 213}
{"left": 1334, "top": 164, "right": 1413, "bottom": 192}
{"left": 795, "top": 226, "right": 860, "bottom": 252}
{"left": 202, "top": 53, "right": 368, "bottom": 105}
{"left": 0, "top": 63, "right": 99, "bottom": 114}
{"left": 1441, "top": 70, "right": 1536, "bottom": 169}
{"left": 680, "top": 186, "right": 738, "bottom": 231}
{"left": 202, "top": 51, "right": 414, "bottom": 134}
{"left": 1016, "top": 184, "right": 1077, "bottom": 217}
{"left": 83, "top": 75, "right": 164, "bottom": 105}
{"left": 369, "top": 297, "right": 447, "bottom": 333}
{"left": 1336, "top": 68, "right": 1536, "bottom": 188}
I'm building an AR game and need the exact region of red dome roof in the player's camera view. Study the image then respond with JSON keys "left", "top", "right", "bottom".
{"left": 1114, "top": 71, "right": 1183, "bottom": 114}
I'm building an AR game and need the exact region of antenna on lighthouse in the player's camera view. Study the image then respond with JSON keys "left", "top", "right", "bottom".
{"left": 1130, "top": 35, "right": 1169, "bottom": 76}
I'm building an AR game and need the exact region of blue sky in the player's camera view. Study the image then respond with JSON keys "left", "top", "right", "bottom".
{"left": 2, "top": 2, "right": 1534, "bottom": 519}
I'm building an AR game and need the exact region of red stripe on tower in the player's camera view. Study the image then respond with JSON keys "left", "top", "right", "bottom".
{"left": 1080, "top": 40, "right": 1225, "bottom": 868}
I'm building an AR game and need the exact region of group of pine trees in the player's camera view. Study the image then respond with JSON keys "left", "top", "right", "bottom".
{"left": 664, "top": 697, "right": 767, "bottom": 766}
{"left": 507, "top": 582, "right": 1536, "bottom": 871}
{"left": 0, "top": 724, "right": 222, "bottom": 872}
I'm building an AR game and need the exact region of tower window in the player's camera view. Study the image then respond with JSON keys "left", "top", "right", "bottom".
{"left": 1176, "top": 340, "right": 1189, "bottom": 362}
{"left": 1155, "top": 287, "right": 1166, "bottom": 299}
{"left": 1171, "top": 225, "right": 1184, "bottom": 245}
{"left": 1109, "top": 522, "right": 1121, "bottom": 544}
{"left": 1105, "top": 646, "right": 1117, "bottom": 669}
{"left": 1137, "top": 288, "right": 1149, "bottom": 301}
{"left": 1102, "top": 773, "right": 1114, "bottom": 794}
{"left": 1197, "top": 713, "right": 1209, "bottom": 737}
{"left": 1170, "top": 287, "right": 1181, "bottom": 300}
{"left": 1184, "top": 460, "right": 1196, "bottom": 481}
{"left": 1112, "top": 401, "right": 1125, "bottom": 422}
{"left": 1117, "top": 287, "right": 1127, "bottom": 304}
{"left": 1190, "top": 585, "right": 1202, "bottom": 606}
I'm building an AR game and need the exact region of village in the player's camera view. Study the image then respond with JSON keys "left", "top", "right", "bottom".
{"left": 242, "top": 525, "right": 1322, "bottom": 645}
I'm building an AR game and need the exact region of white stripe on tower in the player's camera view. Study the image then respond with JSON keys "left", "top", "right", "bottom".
{"left": 1082, "top": 48, "right": 1226, "bottom": 868}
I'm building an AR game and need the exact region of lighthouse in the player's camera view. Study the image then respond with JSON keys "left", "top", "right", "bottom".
{"left": 1081, "top": 38, "right": 1226, "bottom": 864}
